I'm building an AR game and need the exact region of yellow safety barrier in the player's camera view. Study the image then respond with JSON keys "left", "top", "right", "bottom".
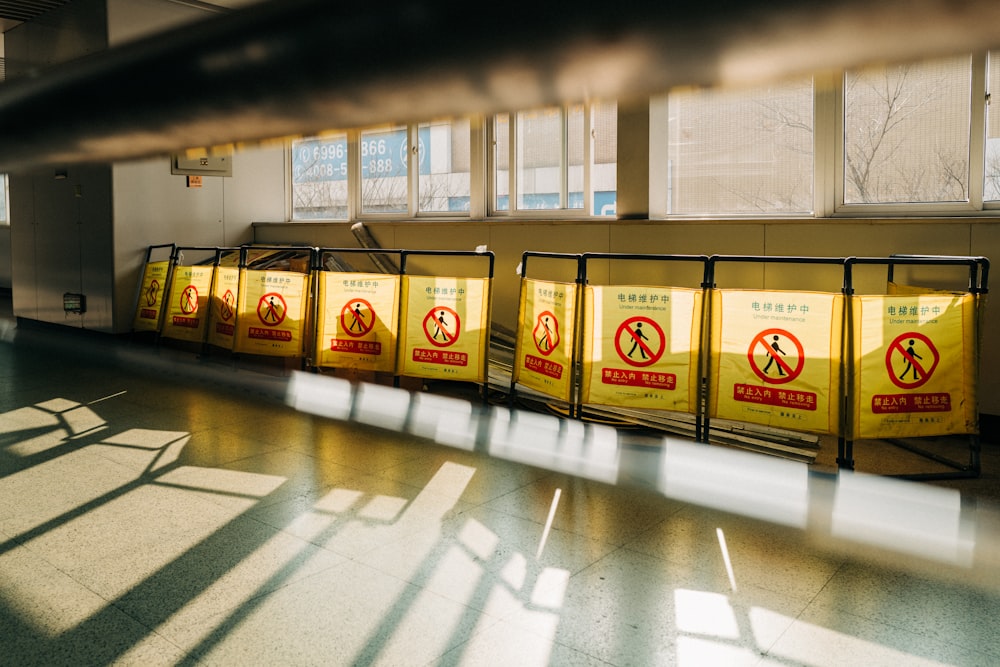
{"left": 234, "top": 257, "right": 312, "bottom": 357}
{"left": 512, "top": 278, "right": 578, "bottom": 402}
{"left": 850, "top": 290, "right": 978, "bottom": 439}
{"left": 582, "top": 285, "right": 702, "bottom": 413}
{"left": 160, "top": 262, "right": 214, "bottom": 343}
{"left": 315, "top": 271, "right": 399, "bottom": 372}
{"left": 397, "top": 274, "right": 491, "bottom": 383}
{"left": 709, "top": 289, "right": 844, "bottom": 435}
{"left": 132, "top": 256, "right": 172, "bottom": 333}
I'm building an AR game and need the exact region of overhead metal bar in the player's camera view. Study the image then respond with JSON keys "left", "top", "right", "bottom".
{"left": 2, "top": 0, "right": 1000, "bottom": 171}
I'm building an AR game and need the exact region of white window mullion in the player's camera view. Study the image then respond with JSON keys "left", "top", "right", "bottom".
{"left": 509, "top": 113, "right": 517, "bottom": 213}
{"left": 560, "top": 106, "right": 568, "bottom": 209}
{"left": 407, "top": 124, "right": 419, "bottom": 216}
{"left": 469, "top": 113, "right": 487, "bottom": 218}
{"left": 584, "top": 104, "right": 593, "bottom": 215}
{"left": 814, "top": 71, "right": 839, "bottom": 218}
{"left": 969, "top": 51, "right": 988, "bottom": 209}
{"left": 347, "top": 130, "right": 360, "bottom": 221}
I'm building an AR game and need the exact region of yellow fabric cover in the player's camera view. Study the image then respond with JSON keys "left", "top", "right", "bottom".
{"left": 512, "top": 279, "right": 578, "bottom": 402}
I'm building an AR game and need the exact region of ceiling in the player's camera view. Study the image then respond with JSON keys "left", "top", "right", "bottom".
{"left": 1, "top": 0, "right": 1000, "bottom": 172}
{"left": 0, "top": 0, "right": 258, "bottom": 32}
{"left": 0, "top": 1, "right": 72, "bottom": 31}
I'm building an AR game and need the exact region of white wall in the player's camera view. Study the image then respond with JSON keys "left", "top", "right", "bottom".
{"left": 112, "top": 144, "right": 285, "bottom": 331}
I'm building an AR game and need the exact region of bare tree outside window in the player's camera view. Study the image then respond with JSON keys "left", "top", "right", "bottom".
{"left": 844, "top": 57, "right": 971, "bottom": 204}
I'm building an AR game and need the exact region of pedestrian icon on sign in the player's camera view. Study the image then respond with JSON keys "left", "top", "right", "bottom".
{"left": 264, "top": 297, "right": 281, "bottom": 322}
{"left": 627, "top": 322, "right": 650, "bottom": 360}
{"left": 539, "top": 316, "right": 553, "bottom": 351}
{"left": 532, "top": 310, "right": 560, "bottom": 356}
{"left": 180, "top": 285, "right": 198, "bottom": 314}
{"left": 350, "top": 304, "right": 365, "bottom": 332}
{"left": 763, "top": 334, "right": 787, "bottom": 377}
{"left": 146, "top": 280, "right": 160, "bottom": 307}
{"left": 900, "top": 339, "right": 922, "bottom": 381}
{"left": 433, "top": 310, "right": 450, "bottom": 342}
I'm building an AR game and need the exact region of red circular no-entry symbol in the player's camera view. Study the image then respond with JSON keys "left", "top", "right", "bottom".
{"left": 146, "top": 279, "right": 160, "bottom": 306}
{"left": 220, "top": 290, "right": 235, "bottom": 322}
{"left": 341, "top": 299, "right": 375, "bottom": 338}
{"left": 886, "top": 332, "right": 939, "bottom": 389}
{"left": 748, "top": 328, "right": 804, "bottom": 384}
{"left": 179, "top": 285, "right": 199, "bottom": 314}
{"left": 422, "top": 306, "right": 460, "bottom": 347}
{"left": 256, "top": 292, "right": 287, "bottom": 326}
{"left": 533, "top": 311, "right": 560, "bottom": 356}
{"left": 614, "top": 316, "right": 665, "bottom": 367}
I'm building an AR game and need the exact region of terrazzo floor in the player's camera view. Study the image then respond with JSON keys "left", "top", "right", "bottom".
{"left": 1, "top": 300, "right": 998, "bottom": 666}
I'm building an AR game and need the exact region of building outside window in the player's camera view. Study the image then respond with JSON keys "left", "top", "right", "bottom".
{"left": 493, "top": 103, "right": 617, "bottom": 216}
{"left": 291, "top": 133, "right": 349, "bottom": 220}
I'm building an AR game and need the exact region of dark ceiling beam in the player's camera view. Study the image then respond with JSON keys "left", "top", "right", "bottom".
{"left": 0, "top": 1, "right": 71, "bottom": 22}
{"left": 0, "top": 0, "right": 999, "bottom": 171}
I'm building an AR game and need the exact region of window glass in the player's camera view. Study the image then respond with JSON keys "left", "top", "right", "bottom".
{"left": 516, "top": 106, "right": 585, "bottom": 210}
{"left": 0, "top": 175, "right": 6, "bottom": 223}
{"left": 592, "top": 101, "right": 617, "bottom": 216}
{"left": 418, "top": 118, "right": 471, "bottom": 213}
{"left": 360, "top": 125, "right": 408, "bottom": 214}
{"left": 291, "top": 134, "right": 348, "bottom": 220}
{"left": 667, "top": 79, "right": 814, "bottom": 215}
{"left": 986, "top": 52, "right": 1000, "bottom": 202}
{"left": 844, "top": 56, "right": 971, "bottom": 204}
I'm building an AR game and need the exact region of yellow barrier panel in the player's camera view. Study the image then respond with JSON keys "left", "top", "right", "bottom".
{"left": 132, "top": 260, "right": 170, "bottom": 332}
{"left": 315, "top": 272, "right": 399, "bottom": 372}
{"left": 709, "top": 289, "right": 843, "bottom": 434}
{"left": 234, "top": 269, "right": 310, "bottom": 357}
{"left": 397, "top": 275, "right": 490, "bottom": 383}
{"left": 512, "top": 279, "right": 577, "bottom": 402}
{"left": 851, "top": 292, "right": 977, "bottom": 439}
{"left": 160, "top": 264, "right": 214, "bottom": 343}
{"left": 207, "top": 266, "right": 239, "bottom": 350}
{"left": 581, "top": 285, "right": 701, "bottom": 412}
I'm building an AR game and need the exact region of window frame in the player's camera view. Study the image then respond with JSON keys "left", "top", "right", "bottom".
{"left": 831, "top": 52, "right": 988, "bottom": 217}
{"left": 487, "top": 102, "right": 610, "bottom": 219}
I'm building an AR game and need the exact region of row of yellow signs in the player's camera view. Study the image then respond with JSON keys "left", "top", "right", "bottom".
{"left": 511, "top": 279, "right": 979, "bottom": 441}
{"left": 132, "top": 261, "right": 490, "bottom": 384}
{"left": 134, "top": 260, "right": 979, "bottom": 441}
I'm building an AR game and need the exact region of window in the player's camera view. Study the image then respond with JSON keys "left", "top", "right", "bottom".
{"left": 287, "top": 55, "right": 1000, "bottom": 222}
{"left": 291, "top": 133, "right": 349, "bottom": 220}
{"left": 492, "top": 102, "right": 617, "bottom": 216}
{"left": 291, "top": 118, "right": 474, "bottom": 220}
{"left": 418, "top": 118, "right": 472, "bottom": 214}
{"left": 842, "top": 56, "right": 972, "bottom": 205}
{"left": 360, "top": 125, "right": 408, "bottom": 215}
{"left": 663, "top": 79, "right": 814, "bottom": 216}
